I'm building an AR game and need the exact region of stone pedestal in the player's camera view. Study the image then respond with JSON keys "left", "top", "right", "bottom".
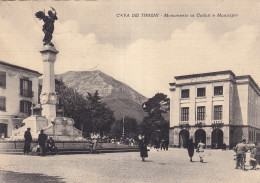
{"left": 40, "top": 45, "right": 58, "bottom": 122}
{"left": 11, "top": 116, "right": 83, "bottom": 140}
{"left": 12, "top": 116, "right": 48, "bottom": 139}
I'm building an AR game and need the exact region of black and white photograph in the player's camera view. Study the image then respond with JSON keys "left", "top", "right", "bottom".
{"left": 0, "top": 0, "right": 260, "bottom": 182}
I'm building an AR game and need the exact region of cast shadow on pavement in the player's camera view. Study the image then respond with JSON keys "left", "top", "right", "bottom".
{"left": 143, "top": 160, "right": 154, "bottom": 162}
{"left": 0, "top": 169, "right": 66, "bottom": 183}
{"left": 191, "top": 161, "right": 208, "bottom": 163}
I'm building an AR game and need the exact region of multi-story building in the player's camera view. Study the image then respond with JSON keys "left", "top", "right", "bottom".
{"left": 169, "top": 70, "right": 260, "bottom": 148}
{"left": 0, "top": 61, "right": 42, "bottom": 137}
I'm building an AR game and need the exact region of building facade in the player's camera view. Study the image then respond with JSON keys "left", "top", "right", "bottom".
{"left": 0, "top": 61, "right": 42, "bottom": 137}
{"left": 169, "top": 71, "right": 260, "bottom": 148}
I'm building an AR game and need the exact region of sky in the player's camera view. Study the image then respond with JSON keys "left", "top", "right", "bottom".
{"left": 1, "top": 0, "right": 260, "bottom": 98}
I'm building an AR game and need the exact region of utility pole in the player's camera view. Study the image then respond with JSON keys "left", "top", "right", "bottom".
{"left": 122, "top": 114, "right": 125, "bottom": 138}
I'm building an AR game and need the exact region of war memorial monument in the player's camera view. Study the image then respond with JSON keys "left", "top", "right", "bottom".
{"left": 11, "top": 8, "right": 83, "bottom": 141}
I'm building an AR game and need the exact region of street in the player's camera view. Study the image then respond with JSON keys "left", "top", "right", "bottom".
{"left": 0, "top": 148, "right": 259, "bottom": 183}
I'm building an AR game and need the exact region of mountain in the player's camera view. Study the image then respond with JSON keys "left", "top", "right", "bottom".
{"left": 56, "top": 70, "right": 148, "bottom": 123}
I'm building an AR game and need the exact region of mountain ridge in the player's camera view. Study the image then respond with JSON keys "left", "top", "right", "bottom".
{"left": 56, "top": 70, "right": 148, "bottom": 123}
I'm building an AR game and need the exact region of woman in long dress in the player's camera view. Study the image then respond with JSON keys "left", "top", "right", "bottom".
{"left": 187, "top": 139, "right": 195, "bottom": 162}
{"left": 139, "top": 136, "right": 148, "bottom": 162}
{"left": 197, "top": 140, "right": 205, "bottom": 162}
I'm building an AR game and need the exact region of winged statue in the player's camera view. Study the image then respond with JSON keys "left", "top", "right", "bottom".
{"left": 35, "top": 7, "right": 58, "bottom": 47}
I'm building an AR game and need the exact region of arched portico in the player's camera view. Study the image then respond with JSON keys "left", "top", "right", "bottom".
{"left": 195, "top": 129, "right": 206, "bottom": 147}
{"left": 211, "top": 129, "right": 223, "bottom": 149}
{"left": 179, "top": 129, "right": 189, "bottom": 148}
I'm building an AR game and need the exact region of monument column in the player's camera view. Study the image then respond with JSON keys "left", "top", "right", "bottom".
{"left": 40, "top": 45, "right": 59, "bottom": 122}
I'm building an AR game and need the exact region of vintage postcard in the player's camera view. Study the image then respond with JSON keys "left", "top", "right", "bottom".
{"left": 0, "top": 0, "right": 259, "bottom": 182}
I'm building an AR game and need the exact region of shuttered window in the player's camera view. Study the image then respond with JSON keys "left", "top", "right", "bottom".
{"left": 0, "top": 72, "right": 6, "bottom": 88}
{"left": 20, "top": 78, "right": 33, "bottom": 97}
{"left": 0, "top": 97, "right": 6, "bottom": 111}
{"left": 20, "top": 100, "right": 32, "bottom": 114}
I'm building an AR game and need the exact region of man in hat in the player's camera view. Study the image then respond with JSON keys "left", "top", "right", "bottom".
{"left": 234, "top": 139, "right": 247, "bottom": 169}
{"left": 38, "top": 130, "right": 48, "bottom": 156}
{"left": 24, "top": 128, "right": 32, "bottom": 155}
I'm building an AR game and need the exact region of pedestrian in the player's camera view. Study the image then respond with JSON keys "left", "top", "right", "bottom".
{"left": 234, "top": 139, "right": 247, "bottom": 169}
{"left": 187, "top": 138, "right": 195, "bottom": 162}
{"left": 256, "top": 142, "right": 260, "bottom": 167}
{"left": 197, "top": 140, "right": 205, "bottom": 162}
{"left": 160, "top": 139, "right": 165, "bottom": 150}
{"left": 165, "top": 138, "right": 169, "bottom": 151}
{"left": 24, "top": 128, "right": 32, "bottom": 155}
{"left": 90, "top": 138, "right": 97, "bottom": 153}
{"left": 38, "top": 130, "right": 48, "bottom": 156}
{"left": 222, "top": 142, "right": 226, "bottom": 151}
{"left": 46, "top": 137, "right": 58, "bottom": 155}
{"left": 139, "top": 135, "right": 148, "bottom": 162}
{"left": 250, "top": 142, "right": 257, "bottom": 170}
{"left": 1, "top": 133, "right": 5, "bottom": 140}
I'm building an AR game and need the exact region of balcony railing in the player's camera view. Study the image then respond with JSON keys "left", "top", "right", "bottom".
{"left": 212, "top": 120, "right": 224, "bottom": 128}
{"left": 196, "top": 120, "right": 206, "bottom": 124}
{"left": 213, "top": 120, "right": 223, "bottom": 124}
{"left": 21, "top": 90, "right": 34, "bottom": 98}
{"left": 195, "top": 121, "right": 206, "bottom": 127}
{"left": 179, "top": 121, "right": 189, "bottom": 125}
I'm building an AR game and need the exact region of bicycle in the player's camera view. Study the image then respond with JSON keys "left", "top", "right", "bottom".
{"left": 239, "top": 154, "right": 246, "bottom": 170}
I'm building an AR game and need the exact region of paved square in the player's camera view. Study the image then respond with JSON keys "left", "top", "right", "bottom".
{"left": 0, "top": 148, "right": 259, "bottom": 183}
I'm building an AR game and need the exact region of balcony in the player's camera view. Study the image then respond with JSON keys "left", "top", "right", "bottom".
{"left": 195, "top": 121, "right": 206, "bottom": 125}
{"left": 194, "top": 121, "right": 206, "bottom": 127}
{"left": 179, "top": 121, "right": 189, "bottom": 125}
{"left": 212, "top": 120, "right": 224, "bottom": 128}
{"left": 179, "top": 121, "right": 190, "bottom": 129}
{"left": 213, "top": 120, "right": 223, "bottom": 124}
{"left": 20, "top": 90, "right": 34, "bottom": 98}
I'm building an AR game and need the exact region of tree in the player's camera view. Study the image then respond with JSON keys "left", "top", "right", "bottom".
{"left": 55, "top": 79, "right": 91, "bottom": 137}
{"left": 141, "top": 93, "right": 170, "bottom": 144}
{"left": 110, "top": 116, "right": 138, "bottom": 139}
{"left": 87, "top": 91, "right": 115, "bottom": 137}
{"left": 142, "top": 93, "right": 169, "bottom": 121}
{"left": 55, "top": 81, "right": 115, "bottom": 138}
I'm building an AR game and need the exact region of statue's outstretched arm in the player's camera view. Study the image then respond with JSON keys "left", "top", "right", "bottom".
{"left": 50, "top": 7, "right": 57, "bottom": 16}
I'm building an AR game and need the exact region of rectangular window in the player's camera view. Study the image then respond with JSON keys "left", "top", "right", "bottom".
{"left": 20, "top": 100, "right": 32, "bottom": 114}
{"left": 0, "top": 97, "right": 6, "bottom": 111}
{"left": 181, "top": 89, "right": 189, "bottom": 98}
{"left": 197, "top": 106, "right": 205, "bottom": 121}
{"left": 20, "top": 78, "right": 33, "bottom": 97}
{"left": 0, "top": 72, "right": 6, "bottom": 88}
{"left": 214, "top": 86, "right": 223, "bottom": 96}
{"left": 181, "top": 107, "right": 189, "bottom": 121}
{"left": 197, "top": 88, "right": 206, "bottom": 97}
{"left": 214, "top": 105, "right": 222, "bottom": 120}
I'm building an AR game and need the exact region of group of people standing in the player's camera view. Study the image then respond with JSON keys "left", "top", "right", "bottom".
{"left": 23, "top": 128, "right": 57, "bottom": 155}
{"left": 234, "top": 139, "right": 260, "bottom": 170}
